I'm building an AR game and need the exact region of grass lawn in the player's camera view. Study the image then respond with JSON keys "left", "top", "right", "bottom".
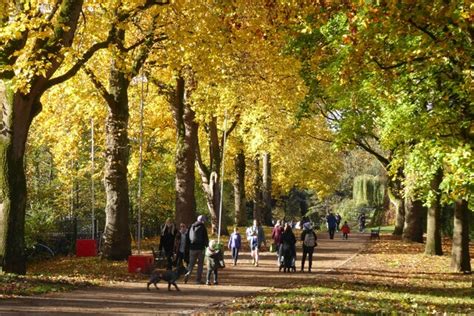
{"left": 222, "top": 234, "right": 474, "bottom": 314}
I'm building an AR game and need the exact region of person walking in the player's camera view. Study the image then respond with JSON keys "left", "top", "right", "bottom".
{"left": 326, "top": 212, "right": 337, "bottom": 239}
{"left": 228, "top": 227, "right": 241, "bottom": 266}
{"left": 335, "top": 213, "right": 342, "bottom": 232}
{"left": 174, "top": 223, "right": 189, "bottom": 269}
{"left": 279, "top": 223, "right": 296, "bottom": 272}
{"left": 159, "top": 218, "right": 177, "bottom": 270}
{"left": 271, "top": 220, "right": 283, "bottom": 265}
{"left": 184, "top": 215, "right": 209, "bottom": 284}
{"left": 247, "top": 219, "right": 266, "bottom": 266}
{"left": 341, "top": 221, "right": 351, "bottom": 240}
{"left": 358, "top": 213, "right": 366, "bottom": 232}
{"left": 300, "top": 222, "right": 317, "bottom": 272}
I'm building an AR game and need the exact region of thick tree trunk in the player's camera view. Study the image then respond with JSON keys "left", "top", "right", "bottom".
{"left": 253, "top": 155, "right": 263, "bottom": 222}
{"left": 0, "top": 83, "right": 36, "bottom": 274}
{"left": 233, "top": 150, "right": 246, "bottom": 226}
{"left": 101, "top": 60, "right": 131, "bottom": 260}
{"left": 451, "top": 199, "right": 471, "bottom": 273}
{"left": 402, "top": 196, "right": 426, "bottom": 243}
{"left": 171, "top": 76, "right": 197, "bottom": 227}
{"left": 387, "top": 176, "right": 405, "bottom": 236}
{"left": 425, "top": 168, "right": 443, "bottom": 255}
{"left": 262, "top": 152, "right": 272, "bottom": 226}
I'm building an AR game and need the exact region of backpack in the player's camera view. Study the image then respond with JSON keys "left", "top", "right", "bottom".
{"left": 189, "top": 223, "right": 204, "bottom": 245}
{"left": 304, "top": 231, "right": 316, "bottom": 247}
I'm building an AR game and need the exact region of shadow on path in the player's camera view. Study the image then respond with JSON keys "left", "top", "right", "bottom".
{"left": 0, "top": 232, "right": 370, "bottom": 315}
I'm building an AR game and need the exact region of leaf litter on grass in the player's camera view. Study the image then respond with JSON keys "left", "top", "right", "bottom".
{"left": 220, "top": 235, "right": 473, "bottom": 314}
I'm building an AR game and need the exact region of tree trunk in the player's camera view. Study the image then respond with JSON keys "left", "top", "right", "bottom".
{"left": 387, "top": 176, "right": 405, "bottom": 236}
{"left": 451, "top": 199, "right": 471, "bottom": 273}
{"left": 0, "top": 83, "right": 36, "bottom": 274}
{"left": 253, "top": 155, "right": 263, "bottom": 222}
{"left": 196, "top": 117, "right": 229, "bottom": 236}
{"left": 425, "top": 168, "right": 443, "bottom": 255}
{"left": 233, "top": 150, "right": 246, "bottom": 226}
{"left": 171, "top": 76, "right": 197, "bottom": 227}
{"left": 101, "top": 60, "right": 131, "bottom": 260}
{"left": 402, "top": 196, "right": 425, "bottom": 243}
{"left": 262, "top": 152, "right": 272, "bottom": 226}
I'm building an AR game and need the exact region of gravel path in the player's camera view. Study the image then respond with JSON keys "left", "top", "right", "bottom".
{"left": 0, "top": 232, "right": 370, "bottom": 315}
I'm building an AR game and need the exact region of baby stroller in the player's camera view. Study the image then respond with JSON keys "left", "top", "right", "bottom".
{"left": 279, "top": 244, "right": 296, "bottom": 273}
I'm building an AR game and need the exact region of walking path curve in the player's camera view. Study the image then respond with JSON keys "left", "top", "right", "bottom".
{"left": 0, "top": 232, "right": 370, "bottom": 315}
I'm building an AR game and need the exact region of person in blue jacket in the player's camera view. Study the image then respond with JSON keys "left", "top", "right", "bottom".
{"left": 326, "top": 212, "right": 337, "bottom": 239}
{"left": 228, "top": 227, "right": 242, "bottom": 266}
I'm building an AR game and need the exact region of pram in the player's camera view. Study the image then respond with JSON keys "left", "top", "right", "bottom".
{"left": 279, "top": 245, "right": 296, "bottom": 273}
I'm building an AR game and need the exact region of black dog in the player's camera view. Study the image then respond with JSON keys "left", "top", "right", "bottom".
{"left": 147, "top": 266, "right": 187, "bottom": 291}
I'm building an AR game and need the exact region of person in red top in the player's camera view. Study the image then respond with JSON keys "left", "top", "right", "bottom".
{"left": 341, "top": 221, "right": 351, "bottom": 240}
{"left": 271, "top": 220, "right": 283, "bottom": 266}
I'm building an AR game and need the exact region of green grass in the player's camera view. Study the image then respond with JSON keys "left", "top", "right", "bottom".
{"left": 236, "top": 282, "right": 473, "bottom": 314}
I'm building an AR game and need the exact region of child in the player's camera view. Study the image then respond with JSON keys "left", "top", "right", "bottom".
{"left": 250, "top": 231, "right": 259, "bottom": 266}
{"left": 341, "top": 221, "right": 350, "bottom": 240}
{"left": 228, "top": 227, "right": 241, "bottom": 266}
{"left": 205, "top": 240, "right": 223, "bottom": 285}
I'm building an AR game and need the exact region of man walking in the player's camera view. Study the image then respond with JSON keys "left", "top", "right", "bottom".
{"left": 184, "top": 215, "right": 209, "bottom": 284}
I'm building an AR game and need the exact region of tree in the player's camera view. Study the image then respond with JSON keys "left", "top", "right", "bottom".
{"left": 151, "top": 68, "right": 198, "bottom": 227}
{"left": 252, "top": 155, "right": 263, "bottom": 223}
{"left": 425, "top": 168, "right": 443, "bottom": 255}
{"left": 286, "top": 2, "right": 472, "bottom": 271}
{"left": 233, "top": 149, "right": 247, "bottom": 226}
{"left": 262, "top": 152, "right": 272, "bottom": 226}
{"left": 0, "top": 0, "right": 107, "bottom": 274}
{"left": 83, "top": 4, "right": 167, "bottom": 259}
{"left": 451, "top": 199, "right": 471, "bottom": 273}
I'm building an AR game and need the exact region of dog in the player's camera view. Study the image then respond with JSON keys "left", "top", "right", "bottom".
{"left": 147, "top": 265, "right": 188, "bottom": 291}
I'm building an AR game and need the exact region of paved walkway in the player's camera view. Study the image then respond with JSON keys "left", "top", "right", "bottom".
{"left": 0, "top": 232, "right": 369, "bottom": 315}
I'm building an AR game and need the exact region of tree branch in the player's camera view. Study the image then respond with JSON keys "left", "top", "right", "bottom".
{"left": 408, "top": 18, "right": 438, "bottom": 42}
{"left": 372, "top": 56, "right": 427, "bottom": 70}
{"left": 43, "top": 39, "right": 110, "bottom": 91}
{"left": 83, "top": 66, "right": 114, "bottom": 105}
{"left": 305, "top": 133, "right": 334, "bottom": 143}
{"left": 195, "top": 134, "right": 211, "bottom": 178}
{"left": 354, "top": 139, "right": 390, "bottom": 167}
{"left": 149, "top": 76, "right": 174, "bottom": 100}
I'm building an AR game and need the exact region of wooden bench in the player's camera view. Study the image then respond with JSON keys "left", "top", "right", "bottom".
{"left": 370, "top": 226, "right": 381, "bottom": 239}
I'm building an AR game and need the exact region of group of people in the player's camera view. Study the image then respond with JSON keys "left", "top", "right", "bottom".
{"left": 325, "top": 212, "right": 353, "bottom": 239}
{"left": 271, "top": 220, "right": 317, "bottom": 272}
{"left": 158, "top": 212, "right": 362, "bottom": 284}
{"left": 158, "top": 215, "right": 223, "bottom": 286}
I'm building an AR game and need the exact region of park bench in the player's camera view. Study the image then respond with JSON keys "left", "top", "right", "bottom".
{"left": 370, "top": 226, "right": 381, "bottom": 239}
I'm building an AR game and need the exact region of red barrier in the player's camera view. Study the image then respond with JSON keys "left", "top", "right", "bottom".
{"left": 76, "top": 239, "right": 97, "bottom": 257}
{"left": 128, "top": 255, "right": 154, "bottom": 273}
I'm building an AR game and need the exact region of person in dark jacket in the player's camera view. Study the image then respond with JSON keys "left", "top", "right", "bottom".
{"left": 159, "top": 218, "right": 177, "bottom": 270}
{"left": 184, "top": 215, "right": 209, "bottom": 284}
{"left": 301, "top": 222, "right": 317, "bottom": 272}
{"left": 279, "top": 223, "right": 296, "bottom": 272}
{"left": 174, "top": 223, "right": 189, "bottom": 269}
{"left": 326, "top": 213, "right": 337, "bottom": 239}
